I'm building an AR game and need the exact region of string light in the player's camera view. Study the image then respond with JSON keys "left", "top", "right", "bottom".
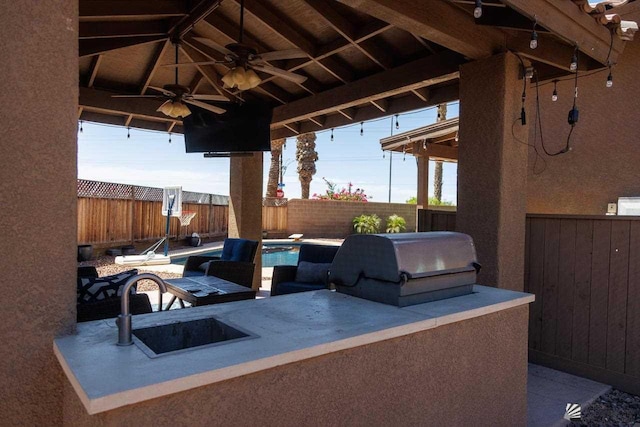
{"left": 330, "top": 128, "right": 334, "bottom": 141}
{"left": 606, "top": 67, "right": 613, "bottom": 88}
{"left": 454, "top": 131, "right": 459, "bottom": 142}
{"left": 570, "top": 46, "right": 578, "bottom": 72}
{"left": 360, "top": 122, "right": 364, "bottom": 136}
{"left": 79, "top": 120, "right": 83, "bottom": 133}
{"left": 127, "top": 127, "right": 130, "bottom": 139}
{"left": 552, "top": 80, "right": 558, "bottom": 102}
{"left": 382, "top": 151, "right": 385, "bottom": 159}
{"left": 530, "top": 19, "right": 538, "bottom": 50}
{"left": 474, "top": 0, "right": 482, "bottom": 18}
{"left": 402, "top": 146, "right": 406, "bottom": 161}
{"left": 395, "top": 114, "right": 399, "bottom": 130}
{"left": 168, "top": 132, "right": 172, "bottom": 143}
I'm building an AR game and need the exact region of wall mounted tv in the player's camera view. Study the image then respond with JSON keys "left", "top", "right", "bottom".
{"left": 183, "top": 102, "right": 273, "bottom": 154}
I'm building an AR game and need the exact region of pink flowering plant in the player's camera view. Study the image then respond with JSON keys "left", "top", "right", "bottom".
{"left": 312, "top": 178, "right": 370, "bottom": 202}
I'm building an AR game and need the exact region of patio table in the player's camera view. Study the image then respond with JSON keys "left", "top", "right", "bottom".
{"left": 160, "top": 276, "right": 256, "bottom": 310}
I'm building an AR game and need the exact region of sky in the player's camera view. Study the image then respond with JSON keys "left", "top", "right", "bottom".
{"left": 78, "top": 103, "right": 459, "bottom": 204}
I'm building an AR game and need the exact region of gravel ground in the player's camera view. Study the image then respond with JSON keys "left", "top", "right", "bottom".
{"left": 569, "top": 389, "right": 640, "bottom": 426}
{"left": 78, "top": 256, "right": 183, "bottom": 291}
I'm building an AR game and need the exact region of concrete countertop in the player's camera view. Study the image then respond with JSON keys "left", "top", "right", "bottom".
{"left": 55, "top": 286, "right": 534, "bottom": 415}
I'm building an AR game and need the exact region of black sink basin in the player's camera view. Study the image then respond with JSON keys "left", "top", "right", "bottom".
{"left": 132, "top": 317, "right": 255, "bottom": 357}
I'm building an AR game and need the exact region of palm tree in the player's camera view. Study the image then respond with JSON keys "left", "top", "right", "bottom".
{"left": 296, "top": 133, "right": 318, "bottom": 199}
{"left": 433, "top": 104, "right": 447, "bottom": 202}
{"left": 266, "top": 138, "right": 285, "bottom": 198}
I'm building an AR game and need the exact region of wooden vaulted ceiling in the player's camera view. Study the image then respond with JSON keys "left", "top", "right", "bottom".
{"left": 78, "top": 0, "right": 637, "bottom": 140}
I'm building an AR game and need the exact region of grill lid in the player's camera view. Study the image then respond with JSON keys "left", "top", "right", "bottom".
{"left": 330, "top": 232, "right": 478, "bottom": 286}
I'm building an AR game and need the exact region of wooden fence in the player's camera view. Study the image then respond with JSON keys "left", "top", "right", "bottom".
{"left": 417, "top": 209, "right": 640, "bottom": 394}
{"left": 77, "top": 180, "right": 229, "bottom": 246}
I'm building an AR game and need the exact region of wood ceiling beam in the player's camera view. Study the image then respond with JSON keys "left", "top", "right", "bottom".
{"left": 412, "top": 143, "right": 458, "bottom": 161}
{"left": 80, "top": 35, "right": 168, "bottom": 57}
{"left": 506, "top": 33, "right": 599, "bottom": 71}
{"left": 302, "top": 0, "right": 394, "bottom": 70}
{"left": 189, "top": 73, "right": 204, "bottom": 94}
{"left": 271, "top": 84, "right": 459, "bottom": 140}
{"left": 272, "top": 51, "right": 463, "bottom": 128}
{"left": 337, "top": 0, "right": 504, "bottom": 59}
{"left": 86, "top": 54, "right": 102, "bottom": 87}
{"left": 79, "top": 21, "right": 168, "bottom": 39}
{"left": 169, "top": 0, "right": 223, "bottom": 40}
{"left": 179, "top": 41, "right": 230, "bottom": 97}
{"left": 500, "top": 0, "right": 624, "bottom": 66}
{"left": 238, "top": 0, "right": 355, "bottom": 83}
{"left": 140, "top": 40, "right": 171, "bottom": 94}
{"left": 79, "top": 1, "right": 187, "bottom": 19}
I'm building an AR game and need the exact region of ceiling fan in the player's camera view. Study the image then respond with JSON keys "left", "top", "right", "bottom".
{"left": 163, "top": 0, "right": 309, "bottom": 90}
{"left": 112, "top": 43, "right": 229, "bottom": 118}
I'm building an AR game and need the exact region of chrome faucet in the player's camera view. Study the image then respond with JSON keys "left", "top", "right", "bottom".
{"left": 117, "top": 273, "right": 167, "bottom": 346}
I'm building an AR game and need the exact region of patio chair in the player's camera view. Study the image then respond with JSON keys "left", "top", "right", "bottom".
{"left": 76, "top": 266, "right": 152, "bottom": 322}
{"left": 271, "top": 244, "right": 340, "bottom": 296}
{"left": 182, "top": 238, "right": 259, "bottom": 281}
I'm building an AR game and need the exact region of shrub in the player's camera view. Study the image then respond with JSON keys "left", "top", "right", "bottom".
{"left": 406, "top": 196, "right": 455, "bottom": 206}
{"left": 353, "top": 214, "right": 381, "bottom": 234}
{"left": 386, "top": 214, "right": 406, "bottom": 233}
{"left": 313, "top": 178, "right": 370, "bottom": 202}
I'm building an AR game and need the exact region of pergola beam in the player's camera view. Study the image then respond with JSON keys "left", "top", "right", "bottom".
{"left": 140, "top": 40, "right": 171, "bottom": 94}
{"left": 80, "top": 36, "right": 168, "bottom": 57}
{"left": 79, "top": 21, "right": 168, "bottom": 39}
{"left": 169, "top": 0, "right": 223, "bottom": 40}
{"left": 79, "top": 1, "right": 187, "bottom": 19}
{"left": 271, "top": 84, "right": 459, "bottom": 140}
{"left": 79, "top": 87, "right": 174, "bottom": 121}
{"left": 500, "top": 0, "right": 623, "bottom": 66}
{"left": 272, "top": 51, "right": 464, "bottom": 128}
{"left": 337, "top": 0, "right": 505, "bottom": 59}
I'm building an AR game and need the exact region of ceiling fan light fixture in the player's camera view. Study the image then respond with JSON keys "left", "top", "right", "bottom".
{"left": 222, "top": 66, "right": 262, "bottom": 90}
{"left": 245, "top": 68, "right": 261, "bottom": 88}
{"left": 157, "top": 100, "right": 191, "bottom": 118}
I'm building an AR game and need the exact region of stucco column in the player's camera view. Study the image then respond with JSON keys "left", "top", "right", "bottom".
{"left": 0, "top": 0, "right": 78, "bottom": 424}
{"left": 457, "top": 52, "right": 528, "bottom": 291}
{"left": 416, "top": 155, "right": 430, "bottom": 208}
{"left": 229, "top": 153, "right": 263, "bottom": 290}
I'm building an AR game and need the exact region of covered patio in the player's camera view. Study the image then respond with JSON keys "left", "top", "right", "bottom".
{"left": 2, "top": 0, "right": 639, "bottom": 425}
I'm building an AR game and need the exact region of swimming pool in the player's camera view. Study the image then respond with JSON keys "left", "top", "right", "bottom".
{"left": 172, "top": 243, "right": 301, "bottom": 267}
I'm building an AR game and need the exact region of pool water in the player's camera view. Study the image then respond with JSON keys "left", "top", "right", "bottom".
{"left": 172, "top": 244, "right": 300, "bottom": 267}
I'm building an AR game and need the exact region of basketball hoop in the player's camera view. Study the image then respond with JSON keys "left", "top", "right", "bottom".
{"left": 179, "top": 210, "right": 197, "bottom": 226}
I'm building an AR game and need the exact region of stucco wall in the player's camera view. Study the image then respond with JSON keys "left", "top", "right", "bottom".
{"left": 62, "top": 305, "right": 529, "bottom": 427}
{"left": 286, "top": 199, "right": 417, "bottom": 238}
{"left": 0, "top": 1, "right": 78, "bottom": 425}
{"left": 527, "top": 29, "right": 640, "bottom": 214}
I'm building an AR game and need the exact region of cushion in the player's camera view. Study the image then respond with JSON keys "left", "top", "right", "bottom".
{"left": 77, "top": 269, "right": 138, "bottom": 304}
{"left": 294, "top": 261, "right": 331, "bottom": 284}
{"left": 221, "top": 238, "right": 256, "bottom": 262}
{"left": 198, "top": 262, "right": 210, "bottom": 272}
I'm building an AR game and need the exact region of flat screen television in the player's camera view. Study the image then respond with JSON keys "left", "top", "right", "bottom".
{"left": 183, "top": 102, "right": 273, "bottom": 153}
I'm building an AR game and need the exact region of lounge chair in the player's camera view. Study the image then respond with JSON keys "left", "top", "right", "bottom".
{"left": 76, "top": 266, "right": 152, "bottom": 322}
{"left": 183, "top": 238, "right": 259, "bottom": 288}
{"left": 270, "top": 244, "right": 340, "bottom": 296}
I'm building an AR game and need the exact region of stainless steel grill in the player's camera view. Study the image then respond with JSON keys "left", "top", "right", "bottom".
{"left": 329, "top": 232, "right": 480, "bottom": 307}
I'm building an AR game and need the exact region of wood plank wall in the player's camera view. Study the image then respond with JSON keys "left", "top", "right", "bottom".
{"left": 78, "top": 198, "right": 229, "bottom": 245}
{"left": 417, "top": 210, "right": 640, "bottom": 394}
{"left": 263, "top": 206, "right": 287, "bottom": 232}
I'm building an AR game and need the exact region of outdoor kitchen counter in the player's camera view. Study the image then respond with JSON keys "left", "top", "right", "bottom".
{"left": 55, "top": 286, "right": 534, "bottom": 415}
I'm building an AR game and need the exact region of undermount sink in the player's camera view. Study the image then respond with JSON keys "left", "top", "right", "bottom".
{"left": 132, "top": 317, "right": 256, "bottom": 358}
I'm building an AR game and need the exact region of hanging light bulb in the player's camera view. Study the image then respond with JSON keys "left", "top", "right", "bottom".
{"left": 606, "top": 68, "right": 613, "bottom": 88}
{"left": 570, "top": 47, "right": 578, "bottom": 72}
{"left": 474, "top": 0, "right": 482, "bottom": 18}
{"left": 530, "top": 27, "right": 538, "bottom": 50}
{"left": 360, "top": 122, "right": 364, "bottom": 136}
{"left": 395, "top": 114, "right": 399, "bottom": 130}
{"left": 168, "top": 133, "right": 172, "bottom": 143}
{"left": 330, "top": 128, "right": 334, "bottom": 141}
{"left": 454, "top": 131, "right": 459, "bottom": 142}
{"left": 422, "top": 141, "right": 427, "bottom": 151}
{"left": 552, "top": 80, "right": 558, "bottom": 102}
{"left": 79, "top": 120, "right": 83, "bottom": 133}
{"left": 127, "top": 127, "right": 130, "bottom": 139}
{"left": 382, "top": 151, "right": 385, "bottom": 159}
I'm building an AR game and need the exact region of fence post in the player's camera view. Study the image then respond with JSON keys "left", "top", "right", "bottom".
{"left": 208, "top": 194, "right": 213, "bottom": 237}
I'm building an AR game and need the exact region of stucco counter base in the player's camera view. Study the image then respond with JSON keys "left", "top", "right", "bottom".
{"left": 56, "top": 286, "right": 534, "bottom": 425}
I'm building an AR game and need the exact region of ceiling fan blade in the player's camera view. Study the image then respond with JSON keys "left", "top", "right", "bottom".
{"left": 183, "top": 99, "right": 227, "bottom": 115}
{"left": 161, "top": 61, "right": 223, "bottom": 68}
{"left": 192, "top": 37, "right": 235, "bottom": 57}
{"left": 111, "top": 95, "right": 164, "bottom": 98}
{"left": 255, "top": 49, "right": 308, "bottom": 61}
{"left": 148, "top": 86, "right": 176, "bottom": 97}
{"left": 188, "top": 94, "right": 230, "bottom": 102}
{"left": 250, "top": 64, "right": 308, "bottom": 84}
